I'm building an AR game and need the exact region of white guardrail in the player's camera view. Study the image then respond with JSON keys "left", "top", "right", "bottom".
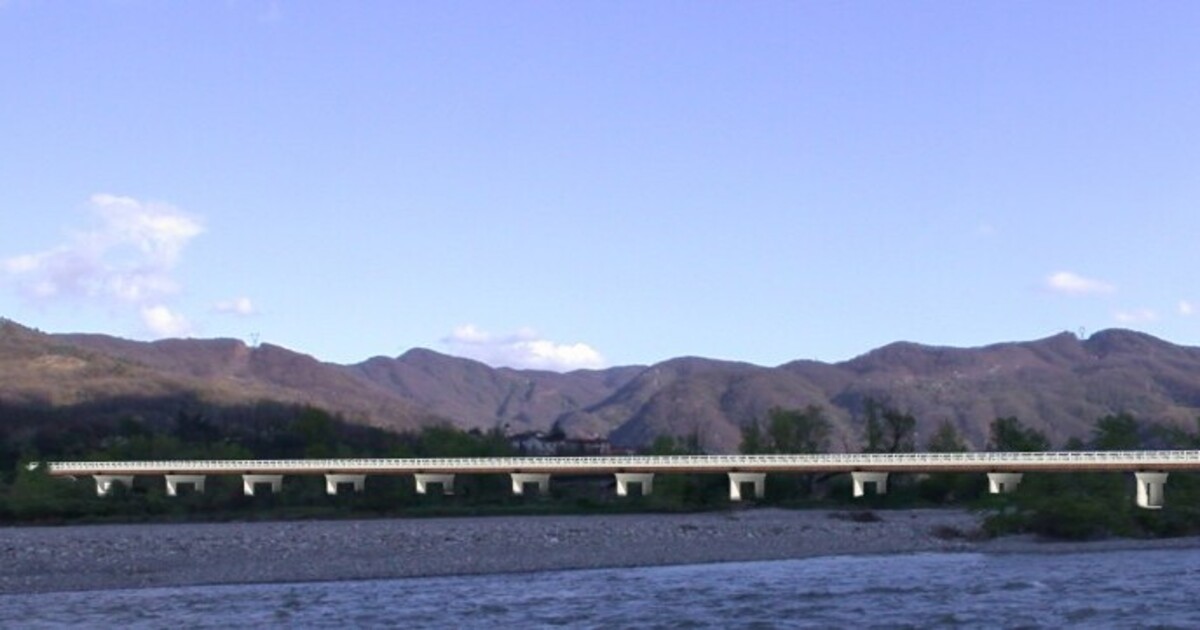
{"left": 44, "top": 450, "right": 1200, "bottom": 475}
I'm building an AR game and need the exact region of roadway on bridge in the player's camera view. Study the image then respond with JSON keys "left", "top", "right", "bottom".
{"left": 44, "top": 450, "right": 1200, "bottom": 476}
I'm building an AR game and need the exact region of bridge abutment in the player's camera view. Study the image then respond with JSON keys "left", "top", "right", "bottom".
{"left": 1135, "top": 472, "right": 1168, "bottom": 509}
{"left": 93, "top": 475, "right": 134, "bottom": 497}
{"left": 165, "top": 474, "right": 206, "bottom": 496}
{"left": 242, "top": 474, "right": 283, "bottom": 496}
{"left": 325, "top": 474, "right": 366, "bottom": 495}
{"left": 414, "top": 473, "right": 455, "bottom": 495}
{"left": 852, "top": 472, "right": 889, "bottom": 497}
{"left": 728, "top": 472, "right": 766, "bottom": 501}
{"left": 987, "top": 472, "right": 1023, "bottom": 494}
{"left": 510, "top": 473, "right": 551, "bottom": 495}
{"left": 615, "top": 473, "right": 654, "bottom": 497}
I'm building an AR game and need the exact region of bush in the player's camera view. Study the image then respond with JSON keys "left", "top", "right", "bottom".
{"left": 829, "top": 510, "right": 882, "bottom": 523}
{"left": 1024, "top": 497, "right": 1121, "bottom": 540}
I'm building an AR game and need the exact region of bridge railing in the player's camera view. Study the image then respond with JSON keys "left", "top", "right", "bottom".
{"left": 43, "top": 450, "right": 1200, "bottom": 475}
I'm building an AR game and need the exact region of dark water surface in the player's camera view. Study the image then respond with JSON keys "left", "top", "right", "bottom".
{"left": 3, "top": 548, "right": 1199, "bottom": 628}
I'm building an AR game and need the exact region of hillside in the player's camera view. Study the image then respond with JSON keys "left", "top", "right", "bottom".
{"left": 4, "top": 317, "right": 1200, "bottom": 452}
{"left": 1, "top": 320, "right": 439, "bottom": 431}
{"left": 351, "top": 348, "right": 643, "bottom": 435}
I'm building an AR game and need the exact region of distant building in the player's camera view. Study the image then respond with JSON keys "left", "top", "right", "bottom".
{"left": 558, "top": 437, "right": 612, "bottom": 456}
{"left": 509, "top": 431, "right": 559, "bottom": 455}
{"left": 508, "top": 431, "right": 613, "bottom": 456}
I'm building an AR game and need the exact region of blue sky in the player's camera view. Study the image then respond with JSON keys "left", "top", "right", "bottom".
{"left": 2, "top": 2, "right": 1199, "bottom": 370}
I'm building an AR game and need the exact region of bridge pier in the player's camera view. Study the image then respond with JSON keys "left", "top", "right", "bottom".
{"left": 165, "top": 474, "right": 206, "bottom": 496}
{"left": 1135, "top": 472, "right": 1168, "bottom": 510}
{"left": 852, "top": 472, "right": 889, "bottom": 497}
{"left": 325, "top": 474, "right": 366, "bottom": 495}
{"left": 93, "top": 475, "right": 134, "bottom": 497}
{"left": 510, "top": 473, "right": 551, "bottom": 495}
{"left": 242, "top": 474, "right": 283, "bottom": 496}
{"left": 728, "top": 472, "right": 766, "bottom": 501}
{"left": 414, "top": 473, "right": 455, "bottom": 495}
{"left": 987, "top": 472, "right": 1023, "bottom": 494}
{"left": 615, "top": 473, "right": 654, "bottom": 497}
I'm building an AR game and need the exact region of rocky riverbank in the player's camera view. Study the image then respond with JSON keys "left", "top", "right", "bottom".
{"left": 2, "top": 509, "right": 1199, "bottom": 595}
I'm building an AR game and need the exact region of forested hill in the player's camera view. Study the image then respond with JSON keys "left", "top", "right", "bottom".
{"left": 4, "top": 317, "right": 1200, "bottom": 452}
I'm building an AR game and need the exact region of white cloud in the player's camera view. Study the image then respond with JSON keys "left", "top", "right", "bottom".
{"left": 88, "top": 193, "right": 203, "bottom": 265}
{"left": 1180, "top": 301, "right": 1195, "bottom": 317}
{"left": 215, "top": 296, "right": 257, "bottom": 316}
{"left": 1114, "top": 308, "right": 1158, "bottom": 324}
{"left": 441, "top": 325, "right": 606, "bottom": 371}
{"left": 3, "top": 253, "right": 42, "bottom": 274}
{"left": 1045, "top": 271, "right": 1115, "bottom": 296}
{"left": 449, "top": 323, "right": 490, "bottom": 343}
{"left": 141, "top": 305, "right": 192, "bottom": 337}
{"left": 2, "top": 194, "right": 203, "bottom": 338}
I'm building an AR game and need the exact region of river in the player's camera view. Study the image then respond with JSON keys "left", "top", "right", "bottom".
{"left": 3, "top": 548, "right": 1199, "bottom": 628}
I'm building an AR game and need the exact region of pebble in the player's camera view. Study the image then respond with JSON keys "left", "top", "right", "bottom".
{"left": 0, "top": 508, "right": 1194, "bottom": 595}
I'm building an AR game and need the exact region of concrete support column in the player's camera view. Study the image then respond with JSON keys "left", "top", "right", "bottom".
{"left": 852, "top": 472, "right": 889, "bottom": 497}
{"left": 987, "top": 472, "right": 1023, "bottom": 495}
{"left": 615, "top": 473, "right": 655, "bottom": 497}
{"left": 325, "top": 474, "right": 366, "bottom": 495}
{"left": 1135, "top": 472, "right": 1168, "bottom": 510}
{"left": 510, "top": 473, "right": 551, "bottom": 496}
{"left": 728, "top": 472, "right": 766, "bottom": 501}
{"left": 242, "top": 474, "right": 283, "bottom": 496}
{"left": 414, "top": 473, "right": 455, "bottom": 495}
{"left": 93, "top": 475, "right": 134, "bottom": 497}
{"left": 165, "top": 474, "right": 206, "bottom": 497}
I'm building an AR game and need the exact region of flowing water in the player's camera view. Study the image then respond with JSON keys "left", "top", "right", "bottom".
{"left": 3, "top": 548, "right": 1199, "bottom": 628}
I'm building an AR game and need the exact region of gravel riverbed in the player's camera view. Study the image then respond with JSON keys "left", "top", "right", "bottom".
{"left": 2, "top": 509, "right": 1198, "bottom": 595}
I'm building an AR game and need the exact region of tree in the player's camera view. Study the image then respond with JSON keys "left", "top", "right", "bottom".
{"left": 740, "top": 421, "right": 765, "bottom": 455}
{"left": 649, "top": 435, "right": 683, "bottom": 455}
{"left": 746, "top": 406, "right": 831, "bottom": 498}
{"left": 1092, "top": 412, "right": 1142, "bottom": 451}
{"left": 740, "top": 406, "right": 834, "bottom": 454}
{"left": 988, "top": 417, "right": 1049, "bottom": 452}
{"left": 651, "top": 433, "right": 704, "bottom": 456}
{"left": 295, "top": 407, "right": 337, "bottom": 458}
{"left": 881, "top": 408, "right": 917, "bottom": 453}
{"left": 5, "top": 460, "right": 93, "bottom": 520}
{"left": 765, "top": 406, "right": 831, "bottom": 454}
{"left": 927, "top": 420, "right": 967, "bottom": 452}
{"left": 862, "top": 398, "right": 886, "bottom": 453}
{"left": 861, "top": 398, "right": 916, "bottom": 453}
{"left": 918, "top": 419, "right": 977, "bottom": 504}
{"left": 175, "top": 410, "right": 219, "bottom": 445}
{"left": 1156, "top": 417, "right": 1200, "bottom": 449}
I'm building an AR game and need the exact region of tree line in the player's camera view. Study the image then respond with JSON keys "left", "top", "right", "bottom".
{"left": 737, "top": 400, "right": 1200, "bottom": 539}
{"left": 3, "top": 395, "right": 1200, "bottom": 539}
{"left": 0, "top": 398, "right": 521, "bottom": 523}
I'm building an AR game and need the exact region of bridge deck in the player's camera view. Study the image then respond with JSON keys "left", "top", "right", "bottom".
{"left": 44, "top": 450, "right": 1200, "bottom": 476}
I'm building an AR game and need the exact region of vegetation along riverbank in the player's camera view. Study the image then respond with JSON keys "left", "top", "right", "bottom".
{"left": 5, "top": 397, "right": 1200, "bottom": 543}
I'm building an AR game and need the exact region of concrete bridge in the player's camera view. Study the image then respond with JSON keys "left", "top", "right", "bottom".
{"left": 42, "top": 449, "right": 1200, "bottom": 509}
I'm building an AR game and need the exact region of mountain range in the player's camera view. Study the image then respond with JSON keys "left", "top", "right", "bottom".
{"left": 4, "top": 316, "right": 1200, "bottom": 453}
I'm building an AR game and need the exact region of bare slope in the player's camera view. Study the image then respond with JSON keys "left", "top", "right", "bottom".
{"left": 603, "top": 331, "right": 1200, "bottom": 452}
{"left": 351, "top": 349, "right": 643, "bottom": 435}
{"left": 4, "top": 322, "right": 436, "bottom": 431}
{"left": 5, "top": 317, "right": 1200, "bottom": 452}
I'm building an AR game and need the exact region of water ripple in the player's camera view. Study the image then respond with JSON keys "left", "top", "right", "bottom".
{"left": 5, "top": 549, "right": 1200, "bottom": 628}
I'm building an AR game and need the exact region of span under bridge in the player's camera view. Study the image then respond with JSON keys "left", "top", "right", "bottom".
{"left": 41, "top": 450, "right": 1200, "bottom": 510}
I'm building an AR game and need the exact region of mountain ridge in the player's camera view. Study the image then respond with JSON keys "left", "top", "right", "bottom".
{"left": 4, "top": 317, "right": 1200, "bottom": 452}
